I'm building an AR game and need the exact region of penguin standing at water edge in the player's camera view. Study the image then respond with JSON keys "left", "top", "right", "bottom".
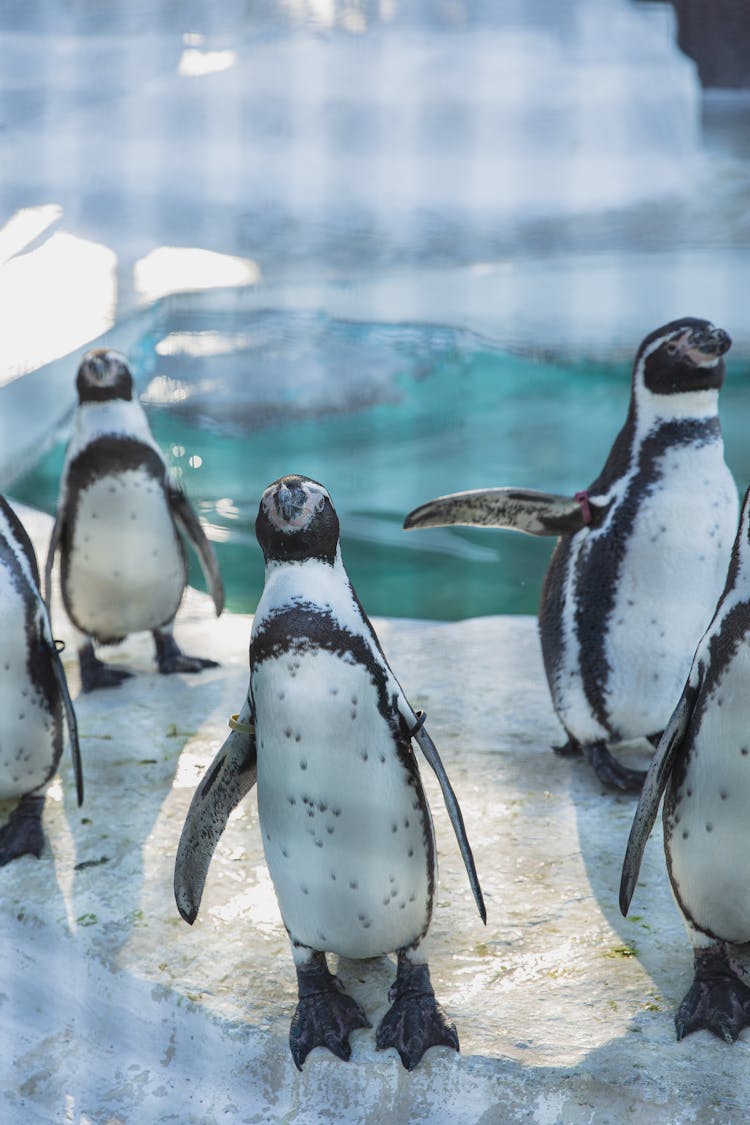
{"left": 621, "top": 484, "right": 750, "bottom": 1043}
{"left": 174, "top": 474, "right": 485, "bottom": 1070}
{"left": 0, "top": 497, "right": 82, "bottom": 863}
{"left": 46, "top": 349, "right": 224, "bottom": 692}
{"left": 404, "top": 319, "right": 737, "bottom": 791}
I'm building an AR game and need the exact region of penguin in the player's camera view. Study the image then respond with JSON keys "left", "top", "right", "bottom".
{"left": 45, "top": 349, "right": 225, "bottom": 692}
{"left": 0, "top": 496, "right": 83, "bottom": 864}
{"left": 174, "top": 474, "right": 485, "bottom": 1070}
{"left": 621, "top": 483, "right": 750, "bottom": 1043}
{"left": 404, "top": 319, "right": 737, "bottom": 791}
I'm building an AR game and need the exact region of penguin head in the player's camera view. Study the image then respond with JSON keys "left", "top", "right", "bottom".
{"left": 635, "top": 318, "right": 731, "bottom": 398}
{"left": 76, "top": 349, "right": 134, "bottom": 404}
{"left": 256, "top": 475, "right": 340, "bottom": 565}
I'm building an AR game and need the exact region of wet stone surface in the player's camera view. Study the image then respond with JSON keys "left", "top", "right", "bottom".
{"left": 1, "top": 505, "right": 749, "bottom": 1122}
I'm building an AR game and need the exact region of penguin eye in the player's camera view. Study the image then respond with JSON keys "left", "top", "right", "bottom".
{"left": 665, "top": 341, "right": 679, "bottom": 357}
{"left": 315, "top": 497, "right": 326, "bottom": 513}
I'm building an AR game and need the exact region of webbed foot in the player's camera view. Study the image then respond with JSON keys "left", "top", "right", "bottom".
{"left": 676, "top": 945, "right": 750, "bottom": 1043}
{"left": 153, "top": 631, "right": 218, "bottom": 675}
{"left": 587, "top": 742, "right": 646, "bottom": 793}
{"left": 290, "top": 952, "right": 370, "bottom": 1070}
{"left": 0, "top": 794, "right": 45, "bottom": 865}
{"left": 376, "top": 955, "right": 458, "bottom": 1070}
{"left": 79, "top": 642, "right": 133, "bottom": 693}
{"left": 553, "top": 736, "right": 582, "bottom": 759}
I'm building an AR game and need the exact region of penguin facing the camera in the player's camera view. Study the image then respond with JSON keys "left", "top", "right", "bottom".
{"left": 0, "top": 497, "right": 82, "bottom": 863}
{"left": 405, "top": 319, "right": 737, "bottom": 791}
{"left": 174, "top": 474, "right": 485, "bottom": 1070}
{"left": 46, "top": 349, "right": 224, "bottom": 692}
{"left": 621, "top": 484, "right": 750, "bottom": 1043}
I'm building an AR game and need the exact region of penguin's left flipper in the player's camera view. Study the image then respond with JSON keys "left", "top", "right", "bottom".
{"left": 619, "top": 687, "right": 696, "bottom": 916}
{"left": 174, "top": 699, "right": 256, "bottom": 924}
{"left": 167, "top": 484, "right": 225, "bottom": 616}
{"left": 404, "top": 488, "right": 597, "bottom": 537}
{"left": 46, "top": 634, "right": 84, "bottom": 806}
{"left": 406, "top": 712, "right": 486, "bottom": 924}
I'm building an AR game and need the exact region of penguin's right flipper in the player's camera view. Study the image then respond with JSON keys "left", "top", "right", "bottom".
{"left": 43, "top": 511, "right": 64, "bottom": 610}
{"left": 174, "top": 698, "right": 256, "bottom": 924}
{"left": 403, "top": 488, "right": 596, "bottom": 537}
{"left": 167, "top": 483, "right": 225, "bottom": 616}
{"left": 619, "top": 688, "right": 696, "bottom": 916}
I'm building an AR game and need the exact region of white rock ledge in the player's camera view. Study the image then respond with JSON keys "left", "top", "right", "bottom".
{"left": 2, "top": 505, "right": 746, "bottom": 1124}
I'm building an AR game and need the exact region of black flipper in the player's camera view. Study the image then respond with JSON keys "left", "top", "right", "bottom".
{"left": 43, "top": 510, "right": 63, "bottom": 612}
{"left": 47, "top": 637, "right": 83, "bottom": 806}
{"left": 619, "top": 689, "right": 696, "bottom": 917}
{"left": 167, "top": 483, "right": 225, "bottom": 616}
{"left": 411, "top": 717, "right": 486, "bottom": 924}
{"left": 404, "top": 488, "right": 596, "bottom": 537}
{"left": 174, "top": 699, "right": 257, "bottom": 924}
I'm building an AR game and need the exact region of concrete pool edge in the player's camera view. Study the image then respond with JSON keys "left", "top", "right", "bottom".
{"left": 4, "top": 246, "right": 750, "bottom": 491}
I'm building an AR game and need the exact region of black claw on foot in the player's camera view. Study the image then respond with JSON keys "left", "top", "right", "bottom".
{"left": 153, "top": 631, "right": 218, "bottom": 676}
{"left": 587, "top": 742, "right": 646, "bottom": 793}
{"left": 290, "top": 952, "right": 371, "bottom": 1070}
{"left": 0, "top": 794, "right": 45, "bottom": 866}
{"left": 553, "top": 736, "right": 582, "bottom": 759}
{"left": 676, "top": 945, "right": 750, "bottom": 1044}
{"left": 376, "top": 956, "right": 458, "bottom": 1070}
{"left": 79, "top": 642, "right": 133, "bottom": 693}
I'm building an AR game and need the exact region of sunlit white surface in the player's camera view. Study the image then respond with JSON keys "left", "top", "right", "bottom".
{"left": 0, "top": 228, "right": 117, "bottom": 387}
{"left": 141, "top": 374, "right": 189, "bottom": 404}
{"left": 178, "top": 48, "right": 237, "bottom": 78}
{"left": 155, "top": 332, "right": 249, "bottom": 358}
{"left": 134, "top": 247, "right": 260, "bottom": 303}
{"left": 0, "top": 205, "right": 62, "bottom": 266}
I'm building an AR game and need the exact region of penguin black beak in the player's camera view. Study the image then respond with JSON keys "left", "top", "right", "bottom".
{"left": 689, "top": 325, "right": 731, "bottom": 357}
{"left": 276, "top": 484, "right": 307, "bottom": 523}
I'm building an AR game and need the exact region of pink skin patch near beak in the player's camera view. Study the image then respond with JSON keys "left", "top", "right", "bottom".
{"left": 683, "top": 346, "right": 722, "bottom": 368}
{"left": 673, "top": 330, "right": 723, "bottom": 368}
{"left": 271, "top": 503, "right": 315, "bottom": 531}
{"left": 262, "top": 486, "right": 325, "bottom": 533}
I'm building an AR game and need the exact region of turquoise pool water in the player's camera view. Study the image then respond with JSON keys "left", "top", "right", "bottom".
{"left": 12, "top": 310, "right": 750, "bottom": 620}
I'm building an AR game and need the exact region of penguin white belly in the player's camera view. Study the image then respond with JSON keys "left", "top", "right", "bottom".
{"left": 65, "top": 470, "right": 185, "bottom": 638}
{"left": 604, "top": 445, "right": 736, "bottom": 738}
{"left": 253, "top": 649, "right": 432, "bottom": 959}
{"left": 667, "top": 642, "right": 750, "bottom": 943}
{"left": 0, "top": 573, "right": 57, "bottom": 799}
